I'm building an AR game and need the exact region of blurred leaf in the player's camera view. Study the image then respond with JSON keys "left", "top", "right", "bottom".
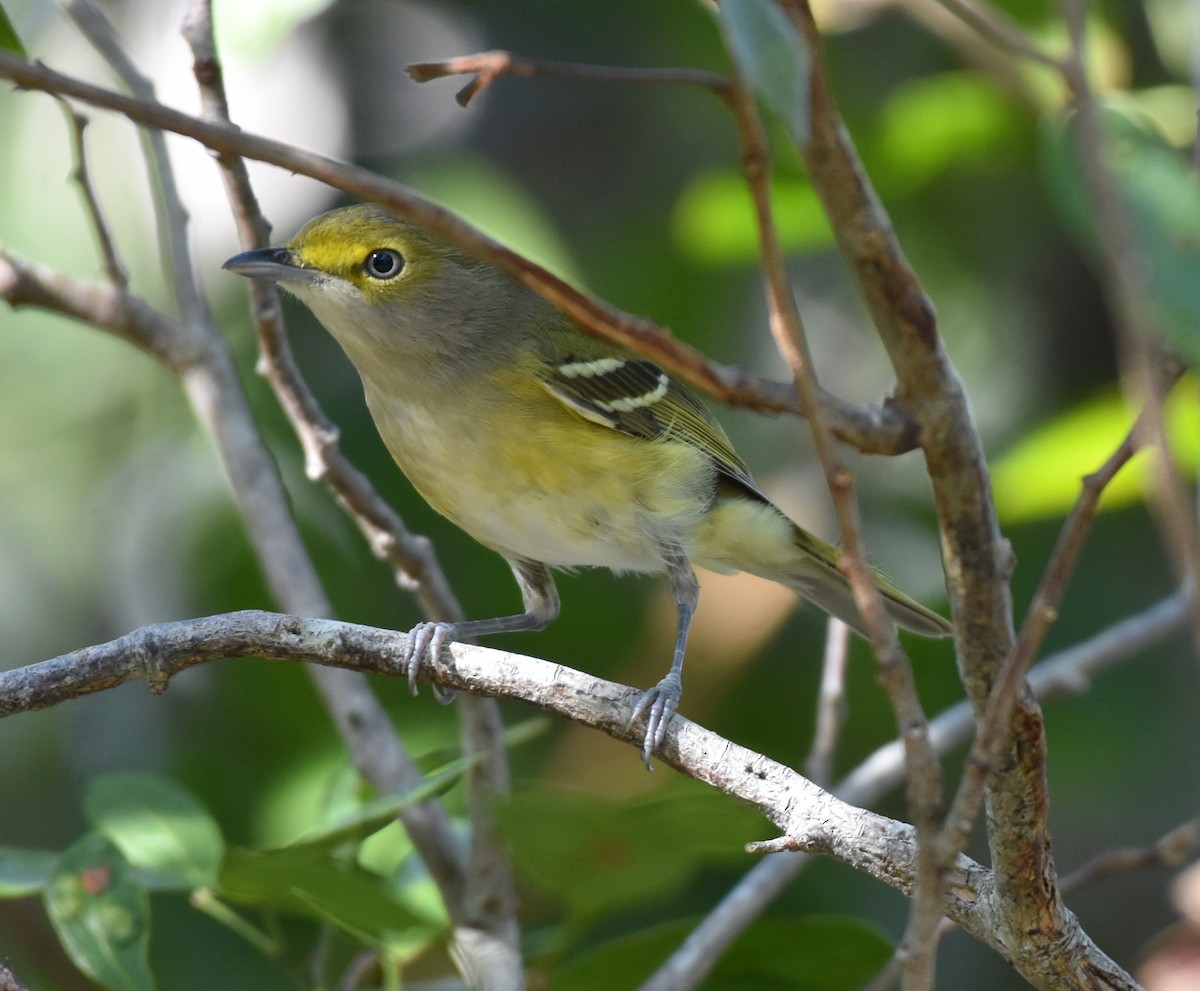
{"left": 714, "top": 915, "right": 892, "bottom": 988}
{"left": 673, "top": 170, "right": 832, "bottom": 263}
{"left": 0, "top": 846, "right": 57, "bottom": 897}
{"left": 991, "top": 381, "right": 1200, "bottom": 523}
{"left": 1042, "top": 106, "right": 1200, "bottom": 364}
{"left": 498, "top": 786, "right": 763, "bottom": 921}
{"left": 875, "top": 73, "right": 1022, "bottom": 191}
{"left": 85, "top": 772, "right": 223, "bottom": 891}
{"left": 554, "top": 914, "right": 891, "bottom": 991}
{"left": 406, "top": 159, "right": 583, "bottom": 282}
{"left": 217, "top": 843, "right": 431, "bottom": 945}
{"left": 717, "top": 0, "right": 811, "bottom": 144}
{"left": 44, "top": 833, "right": 154, "bottom": 991}
{"left": 0, "top": 4, "right": 23, "bottom": 55}
{"left": 212, "top": 0, "right": 335, "bottom": 58}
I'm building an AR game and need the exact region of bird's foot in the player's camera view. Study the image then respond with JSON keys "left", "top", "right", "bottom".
{"left": 400, "top": 621, "right": 459, "bottom": 703}
{"left": 628, "top": 671, "right": 682, "bottom": 770}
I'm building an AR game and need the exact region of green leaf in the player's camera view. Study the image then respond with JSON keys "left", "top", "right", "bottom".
{"left": 714, "top": 915, "right": 893, "bottom": 989}
{"left": 217, "top": 844, "right": 432, "bottom": 945}
{"left": 555, "top": 914, "right": 892, "bottom": 991}
{"left": 1042, "top": 106, "right": 1200, "bottom": 364}
{"left": 84, "top": 772, "right": 223, "bottom": 891}
{"left": 875, "top": 73, "right": 1023, "bottom": 192}
{"left": 0, "top": 4, "right": 25, "bottom": 56}
{"left": 717, "top": 0, "right": 811, "bottom": 144}
{"left": 991, "top": 381, "right": 1200, "bottom": 523}
{"left": 498, "top": 785, "right": 764, "bottom": 921}
{"left": 44, "top": 833, "right": 154, "bottom": 991}
{"left": 0, "top": 846, "right": 57, "bottom": 897}
{"left": 673, "top": 170, "right": 832, "bottom": 263}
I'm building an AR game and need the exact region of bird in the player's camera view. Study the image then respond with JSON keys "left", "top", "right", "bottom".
{"left": 224, "top": 204, "right": 952, "bottom": 765}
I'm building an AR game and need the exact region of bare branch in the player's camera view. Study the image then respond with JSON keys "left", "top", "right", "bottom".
{"left": 408, "top": 50, "right": 731, "bottom": 106}
{"left": 805, "top": 618, "right": 850, "bottom": 787}
{"left": 55, "top": 98, "right": 127, "bottom": 286}
{"left": 927, "top": 0, "right": 1067, "bottom": 70}
{"left": 0, "top": 49, "right": 915, "bottom": 455}
{"left": 1061, "top": 817, "right": 1200, "bottom": 894}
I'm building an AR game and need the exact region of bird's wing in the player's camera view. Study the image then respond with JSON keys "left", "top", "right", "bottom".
{"left": 535, "top": 346, "right": 767, "bottom": 500}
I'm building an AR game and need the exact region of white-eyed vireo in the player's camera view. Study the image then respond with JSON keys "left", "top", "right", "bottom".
{"left": 225, "top": 205, "right": 952, "bottom": 764}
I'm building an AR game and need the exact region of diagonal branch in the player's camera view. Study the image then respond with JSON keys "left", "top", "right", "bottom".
{"left": 0, "top": 609, "right": 1137, "bottom": 989}
{"left": 0, "top": 49, "right": 915, "bottom": 455}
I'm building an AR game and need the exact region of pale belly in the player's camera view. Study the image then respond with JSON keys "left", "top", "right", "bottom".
{"left": 366, "top": 385, "right": 715, "bottom": 573}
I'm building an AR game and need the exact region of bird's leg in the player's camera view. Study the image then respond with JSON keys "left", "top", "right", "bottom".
{"left": 629, "top": 546, "right": 699, "bottom": 768}
{"left": 401, "top": 558, "right": 560, "bottom": 697}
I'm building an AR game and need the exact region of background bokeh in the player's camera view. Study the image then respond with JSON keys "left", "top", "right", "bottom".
{"left": 1, "top": 0, "right": 1198, "bottom": 987}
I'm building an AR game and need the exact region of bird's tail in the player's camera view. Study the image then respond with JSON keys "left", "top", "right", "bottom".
{"left": 781, "top": 524, "right": 953, "bottom": 639}
{"left": 692, "top": 496, "right": 953, "bottom": 639}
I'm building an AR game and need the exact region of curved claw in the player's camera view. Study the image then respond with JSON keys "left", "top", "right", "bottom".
{"left": 400, "top": 621, "right": 458, "bottom": 696}
{"left": 628, "top": 672, "right": 682, "bottom": 770}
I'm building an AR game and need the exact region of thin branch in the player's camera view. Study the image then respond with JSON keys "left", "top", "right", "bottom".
{"left": 1061, "top": 817, "right": 1200, "bottom": 894}
{"left": 65, "top": 0, "right": 205, "bottom": 323}
{"left": 55, "top": 97, "right": 127, "bottom": 286}
{"left": 805, "top": 618, "right": 850, "bottom": 787}
{"left": 0, "top": 49, "right": 916, "bottom": 455}
{"left": 408, "top": 50, "right": 731, "bottom": 107}
{"left": 928, "top": 0, "right": 1068, "bottom": 71}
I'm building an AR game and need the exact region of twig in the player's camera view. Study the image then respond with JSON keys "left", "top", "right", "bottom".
{"left": 408, "top": 50, "right": 731, "bottom": 106}
{"left": 928, "top": 0, "right": 1067, "bottom": 71}
{"left": 65, "top": 0, "right": 205, "bottom": 322}
{"left": 0, "top": 48, "right": 916, "bottom": 456}
{"left": 805, "top": 618, "right": 850, "bottom": 786}
{"left": 1061, "top": 817, "right": 1200, "bottom": 894}
{"left": 55, "top": 97, "right": 127, "bottom": 286}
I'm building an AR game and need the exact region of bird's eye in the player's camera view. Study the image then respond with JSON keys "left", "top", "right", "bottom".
{"left": 364, "top": 249, "right": 404, "bottom": 280}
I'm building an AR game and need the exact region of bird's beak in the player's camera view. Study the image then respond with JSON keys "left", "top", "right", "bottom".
{"left": 222, "top": 247, "right": 323, "bottom": 284}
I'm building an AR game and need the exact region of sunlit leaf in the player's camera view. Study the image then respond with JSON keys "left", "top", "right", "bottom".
{"left": 85, "top": 772, "right": 223, "bottom": 891}
{"left": 991, "top": 382, "right": 1200, "bottom": 523}
{"left": 0, "top": 846, "right": 57, "bottom": 897}
{"left": 673, "top": 170, "right": 832, "bottom": 263}
{"left": 875, "top": 73, "right": 1024, "bottom": 191}
{"left": 44, "top": 834, "right": 154, "bottom": 991}
{"left": 717, "top": 0, "right": 811, "bottom": 144}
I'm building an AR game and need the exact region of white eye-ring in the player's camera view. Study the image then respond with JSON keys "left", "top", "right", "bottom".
{"left": 364, "top": 248, "right": 405, "bottom": 280}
